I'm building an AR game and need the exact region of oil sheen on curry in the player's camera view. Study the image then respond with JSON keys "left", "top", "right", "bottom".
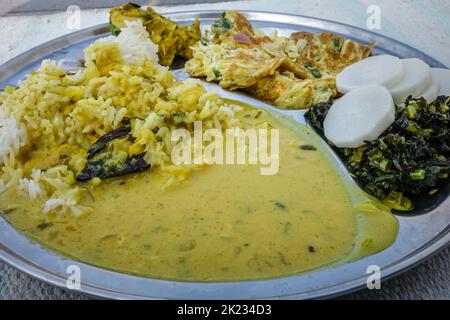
{"left": 2, "top": 107, "right": 398, "bottom": 282}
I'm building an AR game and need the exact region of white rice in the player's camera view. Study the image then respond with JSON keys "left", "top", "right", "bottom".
{"left": 103, "top": 20, "right": 159, "bottom": 66}
{"left": 18, "top": 178, "right": 44, "bottom": 200}
{"left": 43, "top": 193, "right": 90, "bottom": 217}
{"left": 0, "top": 110, "right": 27, "bottom": 166}
{"left": 17, "top": 169, "right": 45, "bottom": 200}
{"left": 43, "top": 198, "right": 76, "bottom": 214}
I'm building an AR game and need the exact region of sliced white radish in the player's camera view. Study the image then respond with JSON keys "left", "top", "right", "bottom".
{"left": 415, "top": 72, "right": 440, "bottom": 103}
{"left": 431, "top": 68, "right": 450, "bottom": 95}
{"left": 324, "top": 85, "right": 395, "bottom": 148}
{"left": 336, "top": 55, "right": 404, "bottom": 94}
{"left": 389, "top": 58, "right": 431, "bottom": 104}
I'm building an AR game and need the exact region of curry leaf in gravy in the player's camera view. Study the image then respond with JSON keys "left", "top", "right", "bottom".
{"left": 274, "top": 202, "right": 288, "bottom": 212}
{"left": 0, "top": 208, "right": 17, "bottom": 215}
{"left": 77, "top": 153, "right": 151, "bottom": 181}
{"left": 37, "top": 222, "right": 53, "bottom": 231}
{"left": 299, "top": 144, "right": 317, "bottom": 151}
{"left": 99, "top": 234, "right": 118, "bottom": 241}
{"left": 77, "top": 126, "right": 151, "bottom": 181}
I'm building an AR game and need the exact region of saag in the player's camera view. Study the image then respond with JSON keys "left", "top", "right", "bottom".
{"left": 305, "top": 96, "right": 450, "bottom": 211}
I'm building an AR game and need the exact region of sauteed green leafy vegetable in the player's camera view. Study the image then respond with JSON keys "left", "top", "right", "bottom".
{"left": 306, "top": 96, "right": 450, "bottom": 211}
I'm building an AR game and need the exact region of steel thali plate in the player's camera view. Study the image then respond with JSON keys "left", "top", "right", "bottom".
{"left": 0, "top": 10, "right": 448, "bottom": 299}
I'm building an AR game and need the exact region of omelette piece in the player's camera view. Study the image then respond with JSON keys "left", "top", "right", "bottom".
{"left": 291, "top": 32, "right": 376, "bottom": 76}
{"left": 109, "top": 3, "right": 201, "bottom": 66}
{"left": 246, "top": 71, "right": 336, "bottom": 110}
{"left": 186, "top": 11, "right": 308, "bottom": 90}
{"left": 185, "top": 40, "right": 296, "bottom": 90}
{"left": 211, "top": 11, "right": 255, "bottom": 41}
{"left": 186, "top": 11, "right": 375, "bottom": 109}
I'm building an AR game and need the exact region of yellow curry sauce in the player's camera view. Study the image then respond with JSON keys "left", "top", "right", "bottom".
{"left": 1, "top": 107, "right": 398, "bottom": 281}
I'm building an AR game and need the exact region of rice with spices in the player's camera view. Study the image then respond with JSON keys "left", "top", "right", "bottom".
{"left": 0, "top": 21, "right": 241, "bottom": 218}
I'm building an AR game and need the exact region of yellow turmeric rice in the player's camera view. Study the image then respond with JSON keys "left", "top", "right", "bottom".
{"left": 0, "top": 20, "right": 242, "bottom": 217}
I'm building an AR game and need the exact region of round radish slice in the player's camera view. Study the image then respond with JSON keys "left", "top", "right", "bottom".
{"left": 415, "top": 72, "right": 440, "bottom": 103}
{"left": 324, "top": 85, "right": 395, "bottom": 149}
{"left": 431, "top": 68, "right": 450, "bottom": 95}
{"left": 390, "top": 58, "right": 431, "bottom": 104}
{"left": 336, "top": 55, "right": 404, "bottom": 94}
